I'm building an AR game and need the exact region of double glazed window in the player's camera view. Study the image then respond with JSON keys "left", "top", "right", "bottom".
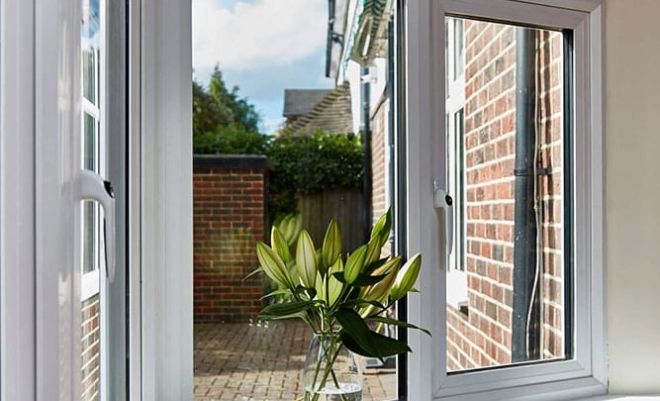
{"left": 406, "top": 1, "right": 604, "bottom": 399}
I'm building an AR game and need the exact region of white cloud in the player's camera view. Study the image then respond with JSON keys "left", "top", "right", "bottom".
{"left": 193, "top": 0, "right": 327, "bottom": 70}
{"left": 261, "top": 116, "right": 285, "bottom": 134}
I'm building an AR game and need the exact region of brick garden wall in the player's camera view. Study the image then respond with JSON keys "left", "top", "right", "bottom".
{"left": 446, "top": 21, "right": 564, "bottom": 370}
{"left": 193, "top": 155, "right": 268, "bottom": 323}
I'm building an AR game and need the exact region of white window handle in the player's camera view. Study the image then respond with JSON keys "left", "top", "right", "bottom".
{"left": 434, "top": 184, "right": 454, "bottom": 254}
{"left": 76, "top": 170, "right": 116, "bottom": 283}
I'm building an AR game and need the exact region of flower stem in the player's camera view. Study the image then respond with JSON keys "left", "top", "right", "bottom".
{"left": 309, "top": 336, "right": 348, "bottom": 401}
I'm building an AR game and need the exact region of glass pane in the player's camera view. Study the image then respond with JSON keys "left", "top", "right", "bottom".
{"left": 454, "top": 19, "right": 464, "bottom": 79}
{"left": 82, "top": 0, "right": 100, "bottom": 104}
{"left": 445, "top": 17, "right": 567, "bottom": 372}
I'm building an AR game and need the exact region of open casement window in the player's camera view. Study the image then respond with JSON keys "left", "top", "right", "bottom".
{"left": 81, "top": 0, "right": 105, "bottom": 301}
{"left": 445, "top": 16, "right": 468, "bottom": 309}
{"left": 405, "top": 0, "right": 604, "bottom": 400}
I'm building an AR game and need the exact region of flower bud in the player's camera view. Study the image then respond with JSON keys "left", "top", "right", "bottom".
{"left": 256, "top": 242, "right": 293, "bottom": 288}
{"left": 271, "top": 226, "right": 291, "bottom": 263}
{"left": 363, "top": 257, "right": 401, "bottom": 302}
{"left": 317, "top": 259, "right": 343, "bottom": 306}
{"left": 365, "top": 237, "right": 382, "bottom": 265}
{"left": 295, "top": 230, "right": 318, "bottom": 288}
{"left": 344, "top": 245, "right": 368, "bottom": 284}
{"left": 390, "top": 254, "right": 422, "bottom": 301}
{"left": 322, "top": 219, "right": 342, "bottom": 267}
{"left": 370, "top": 208, "right": 392, "bottom": 248}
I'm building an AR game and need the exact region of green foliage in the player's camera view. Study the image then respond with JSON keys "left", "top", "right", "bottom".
{"left": 192, "top": 67, "right": 364, "bottom": 216}
{"left": 254, "top": 210, "right": 427, "bottom": 361}
{"left": 193, "top": 66, "right": 261, "bottom": 138}
{"left": 268, "top": 130, "right": 364, "bottom": 215}
{"left": 193, "top": 124, "right": 270, "bottom": 155}
{"left": 207, "top": 67, "right": 260, "bottom": 132}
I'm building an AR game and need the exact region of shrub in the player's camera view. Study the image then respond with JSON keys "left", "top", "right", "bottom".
{"left": 267, "top": 131, "right": 364, "bottom": 215}
{"left": 193, "top": 124, "right": 270, "bottom": 155}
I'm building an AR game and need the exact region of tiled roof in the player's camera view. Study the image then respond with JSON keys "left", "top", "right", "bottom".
{"left": 283, "top": 89, "right": 332, "bottom": 117}
{"left": 283, "top": 81, "right": 353, "bottom": 135}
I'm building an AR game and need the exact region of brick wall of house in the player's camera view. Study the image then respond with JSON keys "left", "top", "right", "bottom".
{"left": 81, "top": 295, "right": 100, "bottom": 401}
{"left": 371, "top": 94, "right": 390, "bottom": 224}
{"left": 193, "top": 155, "right": 268, "bottom": 323}
{"left": 446, "top": 20, "right": 564, "bottom": 371}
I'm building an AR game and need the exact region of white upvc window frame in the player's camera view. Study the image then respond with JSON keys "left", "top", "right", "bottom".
{"left": 80, "top": 0, "right": 107, "bottom": 302}
{"left": 405, "top": 0, "right": 605, "bottom": 400}
{"left": 445, "top": 16, "right": 468, "bottom": 309}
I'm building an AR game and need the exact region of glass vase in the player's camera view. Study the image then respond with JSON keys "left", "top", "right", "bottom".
{"left": 303, "top": 333, "right": 362, "bottom": 401}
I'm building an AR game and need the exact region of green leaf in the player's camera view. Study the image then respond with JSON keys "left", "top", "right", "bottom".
{"left": 258, "top": 300, "right": 314, "bottom": 320}
{"left": 335, "top": 308, "right": 410, "bottom": 358}
{"left": 362, "top": 258, "right": 388, "bottom": 276}
{"left": 367, "top": 316, "right": 432, "bottom": 336}
{"left": 342, "top": 299, "right": 387, "bottom": 310}
{"left": 260, "top": 288, "right": 292, "bottom": 300}
{"left": 332, "top": 272, "right": 347, "bottom": 284}
{"left": 243, "top": 266, "right": 263, "bottom": 281}
{"left": 352, "top": 273, "right": 389, "bottom": 287}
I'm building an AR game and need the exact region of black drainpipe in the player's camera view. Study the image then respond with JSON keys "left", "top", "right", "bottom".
{"left": 512, "top": 27, "right": 540, "bottom": 362}
{"left": 325, "top": 0, "right": 337, "bottom": 78}
{"left": 362, "top": 66, "right": 373, "bottom": 240}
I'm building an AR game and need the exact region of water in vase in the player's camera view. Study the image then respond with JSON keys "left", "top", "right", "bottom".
{"left": 304, "top": 382, "right": 362, "bottom": 401}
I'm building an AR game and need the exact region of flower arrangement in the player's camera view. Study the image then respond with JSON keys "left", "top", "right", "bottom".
{"left": 254, "top": 211, "right": 427, "bottom": 400}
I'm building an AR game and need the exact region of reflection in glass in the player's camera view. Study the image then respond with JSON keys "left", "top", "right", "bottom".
{"left": 445, "top": 17, "right": 567, "bottom": 372}
{"left": 80, "top": 1, "right": 103, "bottom": 400}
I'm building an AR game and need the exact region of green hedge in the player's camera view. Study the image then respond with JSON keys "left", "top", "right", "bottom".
{"left": 193, "top": 124, "right": 270, "bottom": 155}
{"left": 268, "top": 131, "right": 364, "bottom": 214}
{"left": 193, "top": 128, "right": 364, "bottom": 215}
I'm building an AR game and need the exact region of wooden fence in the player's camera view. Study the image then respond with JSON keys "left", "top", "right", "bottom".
{"left": 297, "top": 189, "right": 366, "bottom": 254}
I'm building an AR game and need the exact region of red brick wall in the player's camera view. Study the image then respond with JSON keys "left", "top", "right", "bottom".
{"left": 81, "top": 295, "right": 100, "bottom": 401}
{"left": 193, "top": 156, "right": 268, "bottom": 323}
{"left": 371, "top": 94, "right": 389, "bottom": 226}
{"left": 447, "top": 21, "right": 564, "bottom": 371}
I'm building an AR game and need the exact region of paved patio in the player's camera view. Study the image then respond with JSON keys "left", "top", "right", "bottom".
{"left": 194, "top": 321, "right": 396, "bottom": 401}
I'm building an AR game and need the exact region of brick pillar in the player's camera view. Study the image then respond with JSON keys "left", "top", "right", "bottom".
{"left": 193, "top": 155, "right": 269, "bottom": 323}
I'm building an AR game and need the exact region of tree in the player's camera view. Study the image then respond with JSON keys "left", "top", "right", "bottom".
{"left": 193, "top": 66, "right": 261, "bottom": 136}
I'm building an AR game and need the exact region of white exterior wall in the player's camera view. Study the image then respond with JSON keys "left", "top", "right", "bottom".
{"left": 604, "top": 0, "right": 660, "bottom": 393}
{"left": 370, "top": 58, "right": 388, "bottom": 108}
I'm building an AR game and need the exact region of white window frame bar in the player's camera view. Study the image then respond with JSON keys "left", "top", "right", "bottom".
{"left": 140, "top": 0, "right": 193, "bottom": 400}
{"left": 80, "top": 0, "right": 105, "bottom": 303}
{"left": 445, "top": 16, "right": 468, "bottom": 308}
{"left": 128, "top": 0, "right": 143, "bottom": 399}
{"left": 1, "top": 0, "right": 37, "bottom": 399}
{"left": 405, "top": 0, "right": 605, "bottom": 400}
{"left": 34, "top": 0, "right": 85, "bottom": 398}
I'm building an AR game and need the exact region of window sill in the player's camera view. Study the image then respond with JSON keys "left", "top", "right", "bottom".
{"left": 577, "top": 397, "right": 660, "bottom": 401}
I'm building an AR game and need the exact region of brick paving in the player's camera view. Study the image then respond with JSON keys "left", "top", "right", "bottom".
{"left": 194, "top": 321, "right": 396, "bottom": 401}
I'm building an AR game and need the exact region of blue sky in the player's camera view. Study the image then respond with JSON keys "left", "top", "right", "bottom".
{"left": 193, "top": 0, "right": 335, "bottom": 133}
